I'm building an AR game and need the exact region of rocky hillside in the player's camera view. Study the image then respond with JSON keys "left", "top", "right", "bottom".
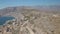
{"left": 0, "top": 6, "right": 60, "bottom": 34}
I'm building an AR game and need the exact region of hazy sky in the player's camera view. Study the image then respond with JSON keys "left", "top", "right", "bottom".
{"left": 0, "top": 0, "right": 60, "bottom": 8}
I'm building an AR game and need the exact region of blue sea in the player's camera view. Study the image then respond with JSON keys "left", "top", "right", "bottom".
{"left": 0, "top": 16, "right": 15, "bottom": 25}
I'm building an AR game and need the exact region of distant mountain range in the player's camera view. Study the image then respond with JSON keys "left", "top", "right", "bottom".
{"left": 0, "top": 6, "right": 60, "bottom": 16}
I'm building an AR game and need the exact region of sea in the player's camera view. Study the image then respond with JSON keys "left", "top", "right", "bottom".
{"left": 0, "top": 16, "right": 15, "bottom": 25}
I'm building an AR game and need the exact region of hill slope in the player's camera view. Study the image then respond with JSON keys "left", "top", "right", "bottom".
{"left": 0, "top": 6, "right": 60, "bottom": 34}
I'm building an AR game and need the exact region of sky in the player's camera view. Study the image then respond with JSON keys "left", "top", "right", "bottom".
{"left": 0, "top": 0, "right": 60, "bottom": 8}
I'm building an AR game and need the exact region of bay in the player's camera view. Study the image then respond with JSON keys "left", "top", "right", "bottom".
{"left": 0, "top": 16, "right": 15, "bottom": 25}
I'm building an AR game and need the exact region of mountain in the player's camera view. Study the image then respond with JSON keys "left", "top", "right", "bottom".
{"left": 0, "top": 7, "right": 17, "bottom": 16}
{"left": 0, "top": 6, "right": 60, "bottom": 16}
{"left": 0, "top": 6, "right": 60, "bottom": 34}
{"left": 0, "top": 6, "right": 60, "bottom": 26}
